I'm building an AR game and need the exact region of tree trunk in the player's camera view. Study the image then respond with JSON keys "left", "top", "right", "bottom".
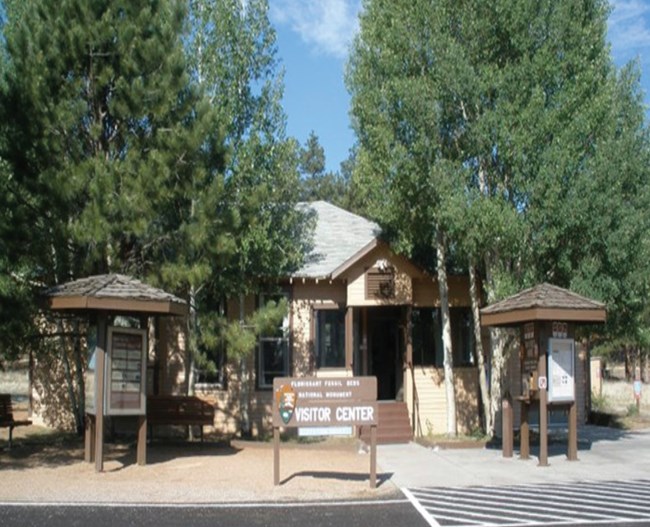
{"left": 72, "top": 318, "right": 85, "bottom": 435}
{"left": 625, "top": 346, "right": 632, "bottom": 381}
{"left": 483, "top": 256, "right": 508, "bottom": 437}
{"left": 57, "top": 319, "right": 83, "bottom": 434}
{"left": 488, "top": 327, "right": 507, "bottom": 436}
{"left": 186, "top": 285, "right": 197, "bottom": 440}
{"left": 436, "top": 229, "right": 457, "bottom": 437}
{"left": 469, "top": 261, "right": 490, "bottom": 434}
{"left": 239, "top": 293, "right": 251, "bottom": 437}
{"left": 187, "top": 284, "right": 197, "bottom": 398}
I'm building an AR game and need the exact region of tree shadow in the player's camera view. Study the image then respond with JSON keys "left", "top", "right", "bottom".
{"left": 0, "top": 428, "right": 242, "bottom": 472}
{"left": 280, "top": 470, "right": 393, "bottom": 488}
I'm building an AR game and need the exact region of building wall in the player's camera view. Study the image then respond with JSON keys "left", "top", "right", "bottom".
{"left": 412, "top": 276, "right": 473, "bottom": 307}
{"left": 345, "top": 245, "right": 414, "bottom": 306}
{"left": 154, "top": 262, "right": 482, "bottom": 439}
{"left": 405, "top": 366, "right": 480, "bottom": 436}
{"left": 291, "top": 281, "right": 347, "bottom": 376}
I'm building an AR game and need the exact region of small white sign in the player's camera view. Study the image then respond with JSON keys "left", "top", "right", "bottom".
{"left": 538, "top": 376, "right": 547, "bottom": 390}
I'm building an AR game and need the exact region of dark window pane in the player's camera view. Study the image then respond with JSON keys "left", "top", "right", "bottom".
{"left": 316, "top": 309, "right": 346, "bottom": 368}
{"left": 412, "top": 308, "right": 441, "bottom": 366}
{"left": 260, "top": 339, "right": 288, "bottom": 387}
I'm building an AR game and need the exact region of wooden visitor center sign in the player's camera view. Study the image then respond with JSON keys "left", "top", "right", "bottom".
{"left": 272, "top": 376, "right": 378, "bottom": 428}
{"left": 272, "top": 376, "right": 379, "bottom": 488}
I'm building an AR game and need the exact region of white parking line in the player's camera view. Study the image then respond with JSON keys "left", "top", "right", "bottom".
{"left": 402, "top": 488, "right": 440, "bottom": 527}
{"left": 406, "top": 479, "right": 650, "bottom": 527}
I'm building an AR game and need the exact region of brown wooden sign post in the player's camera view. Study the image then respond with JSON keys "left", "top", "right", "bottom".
{"left": 272, "top": 376, "right": 379, "bottom": 488}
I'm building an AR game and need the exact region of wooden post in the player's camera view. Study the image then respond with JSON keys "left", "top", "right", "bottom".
{"left": 362, "top": 308, "right": 368, "bottom": 375}
{"left": 520, "top": 401, "right": 529, "bottom": 460}
{"left": 539, "top": 389, "right": 549, "bottom": 467}
{"left": 567, "top": 402, "right": 578, "bottom": 461}
{"left": 273, "top": 427, "right": 280, "bottom": 486}
{"left": 137, "top": 415, "right": 147, "bottom": 466}
{"left": 345, "top": 307, "right": 354, "bottom": 371}
{"left": 502, "top": 394, "right": 513, "bottom": 458}
{"left": 84, "top": 414, "right": 95, "bottom": 463}
{"left": 370, "top": 425, "right": 377, "bottom": 489}
{"left": 538, "top": 339, "right": 549, "bottom": 467}
{"left": 94, "top": 315, "right": 107, "bottom": 473}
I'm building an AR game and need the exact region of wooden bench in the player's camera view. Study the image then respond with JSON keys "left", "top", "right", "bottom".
{"left": 146, "top": 395, "right": 214, "bottom": 442}
{"left": 0, "top": 394, "right": 32, "bottom": 449}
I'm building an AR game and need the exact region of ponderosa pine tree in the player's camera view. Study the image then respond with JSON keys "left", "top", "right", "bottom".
{"left": 0, "top": 0, "right": 219, "bottom": 430}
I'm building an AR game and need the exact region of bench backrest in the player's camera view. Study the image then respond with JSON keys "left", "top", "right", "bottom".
{"left": 0, "top": 393, "right": 14, "bottom": 422}
{"left": 147, "top": 395, "right": 214, "bottom": 423}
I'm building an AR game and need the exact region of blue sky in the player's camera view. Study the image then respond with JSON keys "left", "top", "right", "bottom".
{"left": 270, "top": 0, "right": 650, "bottom": 174}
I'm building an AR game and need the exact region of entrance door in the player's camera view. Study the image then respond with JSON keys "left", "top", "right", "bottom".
{"left": 368, "top": 307, "right": 403, "bottom": 400}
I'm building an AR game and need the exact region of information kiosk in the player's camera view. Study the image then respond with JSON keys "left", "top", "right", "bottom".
{"left": 481, "top": 283, "right": 606, "bottom": 466}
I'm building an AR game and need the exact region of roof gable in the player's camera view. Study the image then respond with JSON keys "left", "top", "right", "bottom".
{"left": 295, "top": 201, "right": 381, "bottom": 279}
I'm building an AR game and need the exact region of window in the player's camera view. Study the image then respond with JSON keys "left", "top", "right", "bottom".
{"left": 412, "top": 308, "right": 442, "bottom": 367}
{"left": 411, "top": 307, "right": 474, "bottom": 367}
{"left": 450, "top": 308, "right": 475, "bottom": 367}
{"left": 195, "top": 345, "right": 227, "bottom": 388}
{"left": 315, "top": 308, "right": 346, "bottom": 368}
{"left": 257, "top": 294, "right": 290, "bottom": 388}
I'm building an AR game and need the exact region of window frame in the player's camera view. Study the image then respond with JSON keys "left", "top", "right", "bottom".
{"left": 313, "top": 306, "right": 347, "bottom": 370}
{"left": 256, "top": 292, "right": 291, "bottom": 390}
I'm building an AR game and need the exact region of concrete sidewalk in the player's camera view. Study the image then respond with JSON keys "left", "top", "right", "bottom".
{"left": 378, "top": 425, "right": 650, "bottom": 488}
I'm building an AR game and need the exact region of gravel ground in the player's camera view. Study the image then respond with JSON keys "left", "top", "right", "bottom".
{"left": 0, "top": 431, "right": 399, "bottom": 504}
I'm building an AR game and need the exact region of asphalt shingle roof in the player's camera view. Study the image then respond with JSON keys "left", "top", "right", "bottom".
{"left": 46, "top": 274, "right": 187, "bottom": 316}
{"left": 480, "top": 283, "right": 605, "bottom": 315}
{"left": 295, "top": 201, "right": 381, "bottom": 279}
{"left": 46, "top": 274, "right": 185, "bottom": 303}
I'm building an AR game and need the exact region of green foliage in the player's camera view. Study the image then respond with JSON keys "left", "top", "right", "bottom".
{"left": 0, "top": 0, "right": 312, "bottom": 386}
{"left": 298, "top": 131, "right": 352, "bottom": 208}
{"left": 591, "top": 392, "right": 609, "bottom": 413}
{"left": 224, "top": 297, "right": 288, "bottom": 359}
{"left": 300, "top": 131, "right": 326, "bottom": 179}
{"left": 348, "top": 0, "right": 650, "bottom": 335}
{"left": 183, "top": 0, "right": 309, "bottom": 300}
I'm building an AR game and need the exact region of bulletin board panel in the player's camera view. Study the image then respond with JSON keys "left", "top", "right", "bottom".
{"left": 547, "top": 337, "right": 575, "bottom": 403}
{"left": 105, "top": 327, "right": 147, "bottom": 415}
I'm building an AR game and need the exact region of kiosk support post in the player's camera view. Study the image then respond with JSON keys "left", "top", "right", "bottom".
{"left": 137, "top": 415, "right": 147, "bottom": 465}
{"left": 538, "top": 388, "right": 549, "bottom": 466}
{"left": 567, "top": 402, "right": 578, "bottom": 461}
{"left": 94, "top": 316, "right": 106, "bottom": 473}
{"left": 502, "top": 395, "right": 513, "bottom": 458}
{"left": 520, "top": 402, "right": 529, "bottom": 460}
{"left": 538, "top": 342, "right": 549, "bottom": 467}
{"left": 84, "top": 414, "right": 95, "bottom": 463}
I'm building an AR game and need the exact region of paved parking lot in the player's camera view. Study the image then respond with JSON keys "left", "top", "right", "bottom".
{"left": 405, "top": 479, "right": 650, "bottom": 526}
{"left": 378, "top": 425, "right": 650, "bottom": 489}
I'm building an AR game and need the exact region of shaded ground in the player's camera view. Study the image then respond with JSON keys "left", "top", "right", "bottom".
{"left": 0, "top": 427, "right": 398, "bottom": 503}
